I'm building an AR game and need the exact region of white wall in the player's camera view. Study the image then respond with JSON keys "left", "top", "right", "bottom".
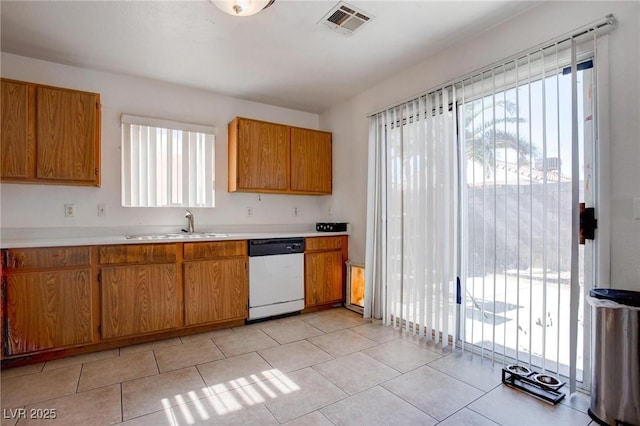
{"left": 0, "top": 53, "right": 331, "bottom": 231}
{"left": 323, "top": 1, "right": 640, "bottom": 290}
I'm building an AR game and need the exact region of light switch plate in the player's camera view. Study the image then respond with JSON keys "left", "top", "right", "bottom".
{"left": 634, "top": 197, "right": 640, "bottom": 220}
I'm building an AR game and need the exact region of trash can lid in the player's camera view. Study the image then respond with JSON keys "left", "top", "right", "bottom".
{"left": 589, "top": 288, "right": 640, "bottom": 308}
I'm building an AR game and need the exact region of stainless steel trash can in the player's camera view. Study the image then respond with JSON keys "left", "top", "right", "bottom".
{"left": 588, "top": 289, "right": 640, "bottom": 425}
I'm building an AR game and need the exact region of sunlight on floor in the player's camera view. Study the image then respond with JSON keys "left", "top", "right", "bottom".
{"left": 159, "top": 368, "right": 300, "bottom": 425}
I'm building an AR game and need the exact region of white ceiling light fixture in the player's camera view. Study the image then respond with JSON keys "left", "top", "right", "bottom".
{"left": 211, "top": 0, "right": 274, "bottom": 17}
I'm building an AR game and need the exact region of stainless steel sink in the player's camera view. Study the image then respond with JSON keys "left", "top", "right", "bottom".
{"left": 125, "top": 232, "right": 229, "bottom": 240}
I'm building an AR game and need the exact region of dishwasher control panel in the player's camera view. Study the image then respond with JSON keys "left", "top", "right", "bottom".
{"left": 248, "top": 238, "right": 305, "bottom": 257}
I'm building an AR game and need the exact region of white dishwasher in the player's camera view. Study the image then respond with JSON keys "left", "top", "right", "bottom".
{"left": 248, "top": 238, "right": 305, "bottom": 321}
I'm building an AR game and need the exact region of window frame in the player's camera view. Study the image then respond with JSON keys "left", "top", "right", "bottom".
{"left": 120, "top": 114, "right": 216, "bottom": 208}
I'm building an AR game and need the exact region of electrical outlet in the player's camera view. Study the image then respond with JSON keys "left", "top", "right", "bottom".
{"left": 292, "top": 206, "right": 299, "bottom": 217}
{"left": 246, "top": 206, "right": 254, "bottom": 217}
{"left": 64, "top": 204, "right": 75, "bottom": 218}
{"left": 97, "top": 203, "right": 107, "bottom": 217}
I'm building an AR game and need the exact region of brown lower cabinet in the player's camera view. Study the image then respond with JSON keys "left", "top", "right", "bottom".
{"left": 184, "top": 258, "right": 248, "bottom": 326}
{"left": 1, "top": 236, "right": 346, "bottom": 365}
{"left": 0, "top": 241, "right": 248, "bottom": 363}
{"left": 182, "top": 240, "right": 248, "bottom": 326}
{"left": 101, "top": 263, "right": 181, "bottom": 339}
{"left": 304, "top": 236, "right": 348, "bottom": 308}
{"left": 305, "top": 251, "right": 344, "bottom": 306}
{"left": 5, "top": 268, "right": 95, "bottom": 355}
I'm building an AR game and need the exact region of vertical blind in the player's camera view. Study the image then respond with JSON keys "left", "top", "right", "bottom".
{"left": 458, "top": 39, "right": 592, "bottom": 378}
{"left": 366, "top": 87, "right": 458, "bottom": 346}
{"left": 365, "top": 15, "right": 615, "bottom": 392}
{"left": 121, "top": 115, "right": 215, "bottom": 208}
{"left": 456, "top": 21, "right": 612, "bottom": 392}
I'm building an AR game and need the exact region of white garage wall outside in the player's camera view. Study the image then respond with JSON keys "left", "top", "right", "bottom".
{"left": 0, "top": 53, "right": 331, "bottom": 231}
{"left": 322, "top": 1, "right": 640, "bottom": 290}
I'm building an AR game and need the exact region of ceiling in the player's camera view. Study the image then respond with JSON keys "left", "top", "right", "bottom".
{"left": 0, "top": 1, "right": 539, "bottom": 114}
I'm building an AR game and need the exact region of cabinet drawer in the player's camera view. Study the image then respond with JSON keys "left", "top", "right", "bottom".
{"left": 305, "top": 237, "right": 344, "bottom": 252}
{"left": 3, "top": 246, "right": 91, "bottom": 270}
{"left": 183, "top": 241, "right": 247, "bottom": 260}
{"left": 99, "top": 244, "right": 177, "bottom": 264}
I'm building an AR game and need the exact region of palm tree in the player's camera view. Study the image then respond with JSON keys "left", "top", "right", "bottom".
{"left": 463, "top": 97, "right": 536, "bottom": 179}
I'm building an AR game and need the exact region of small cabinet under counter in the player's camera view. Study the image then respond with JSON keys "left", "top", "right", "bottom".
{"left": 1, "top": 246, "right": 98, "bottom": 356}
{"left": 98, "top": 243, "right": 182, "bottom": 340}
{"left": 304, "top": 236, "right": 348, "bottom": 309}
{"left": 182, "top": 241, "right": 248, "bottom": 326}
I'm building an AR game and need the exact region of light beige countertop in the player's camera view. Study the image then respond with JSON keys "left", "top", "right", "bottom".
{"left": 0, "top": 224, "right": 348, "bottom": 248}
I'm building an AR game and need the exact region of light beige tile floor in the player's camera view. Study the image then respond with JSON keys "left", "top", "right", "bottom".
{"left": 1, "top": 308, "right": 594, "bottom": 426}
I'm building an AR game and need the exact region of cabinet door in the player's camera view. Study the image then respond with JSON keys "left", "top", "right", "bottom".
{"left": 36, "top": 86, "right": 100, "bottom": 184}
{"left": 5, "top": 268, "right": 94, "bottom": 355}
{"left": 184, "top": 258, "right": 248, "bottom": 326}
{"left": 101, "top": 264, "right": 181, "bottom": 339}
{"left": 1, "top": 80, "right": 34, "bottom": 179}
{"left": 305, "top": 251, "right": 343, "bottom": 307}
{"left": 290, "top": 128, "right": 332, "bottom": 193}
{"left": 236, "top": 118, "right": 288, "bottom": 191}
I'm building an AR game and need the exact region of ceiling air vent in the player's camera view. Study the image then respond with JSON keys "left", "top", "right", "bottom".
{"left": 319, "top": 1, "right": 374, "bottom": 36}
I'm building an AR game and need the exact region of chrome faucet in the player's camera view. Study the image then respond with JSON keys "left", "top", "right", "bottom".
{"left": 184, "top": 209, "right": 195, "bottom": 234}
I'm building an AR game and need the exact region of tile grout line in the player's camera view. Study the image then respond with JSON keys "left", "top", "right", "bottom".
{"left": 315, "top": 409, "right": 338, "bottom": 426}
{"left": 150, "top": 348, "right": 161, "bottom": 377}
{"left": 423, "top": 355, "right": 502, "bottom": 394}
{"left": 302, "top": 337, "right": 337, "bottom": 361}
{"left": 465, "top": 405, "right": 506, "bottom": 425}
{"left": 366, "top": 352, "right": 489, "bottom": 424}
{"left": 426, "top": 375, "right": 502, "bottom": 425}
{"left": 308, "top": 336, "right": 439, "bottom": 424}
{"left": 375, "top": 381, "right": 440, "bottom": 424}
{"left": 75, "top": 363, "right": 84, "bottom": 394}
{"left": 119, "top": 382, "right": 124, "bottom": 424}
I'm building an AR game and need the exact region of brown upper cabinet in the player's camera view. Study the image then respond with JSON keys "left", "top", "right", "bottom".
{"left": 228, "top": 117, "right": 332, "bottom": 195}
{"left": 0, "top": 78, "right": 101, "bottom": 186}
{"left": 1, "top": 80, "right": 32, "bottom": 179}
{"left": 290, "top": 127, "right": 332, "bottom": 193}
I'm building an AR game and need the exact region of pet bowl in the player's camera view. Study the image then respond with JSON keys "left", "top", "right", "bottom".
{"left": 532, "top": 373, "right": 562, "bottom": 388}
{"left": 506, "top": 364, "right": 532, "bottom": 377}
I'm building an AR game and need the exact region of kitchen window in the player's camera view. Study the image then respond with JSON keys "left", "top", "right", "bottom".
{"left": 121, "top": 114, "right": 215, "bottom": 207}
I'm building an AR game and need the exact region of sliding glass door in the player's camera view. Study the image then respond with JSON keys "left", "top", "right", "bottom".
{"left": 366, "top": 16, "right": 614, "bottom": 397}
{"left": 458, "top": 51, "right": 597, "bottom": 389}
